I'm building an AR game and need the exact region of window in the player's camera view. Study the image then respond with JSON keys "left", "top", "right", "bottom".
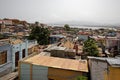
{"left": 0, "top": 51, "right": 7, "bottom": 65}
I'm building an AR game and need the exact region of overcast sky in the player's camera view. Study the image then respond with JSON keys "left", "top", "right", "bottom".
{"left": 0, "top": 0, "right": 120, "bottom": 25}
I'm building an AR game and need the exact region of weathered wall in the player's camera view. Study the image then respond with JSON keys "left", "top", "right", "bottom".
{"left": 32, "top": 65, "right": 48, "bottom": 80}
{"left": 0, "top": 44, "right": 12, "bottom": 63}
{"left": 20, "top": 62, "right": 30, "bottom": 80}
{"left": 0, "top": 40, "right": 37, "bottom": 76}
{"left": 12, "top": 41, "right": 28, "bottom": 70}
{"left": 48, "top": 67, "right": 82, "bottom": 80}
{"left": 89, "top": 59, "right": 107, "bottom": 80}
{"left": 12, "top": 40, "right": 37, "bottom": 71}
{"left": 19, "top": 60, "right": 87, "bottom": 80}
{"left": 0, "top": 62, "right": 12, "bottom": 77}
{"left": 19, "top": 62, "right": 48, "bottom": 80}
{"left": 0, "top": 44, "right": 12, "bottom": 77}
{"left": 104, "top": 67, "right": 120, "bottom": 80}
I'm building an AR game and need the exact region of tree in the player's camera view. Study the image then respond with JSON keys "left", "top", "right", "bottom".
{"left": 28, "top": 26, "right": 50, "bottom": 45}
{"left": 64, "top": 24, "right": 70, "bottom": 31}
{"left": 83, "top": 38, "right": 99, "bottom": 56}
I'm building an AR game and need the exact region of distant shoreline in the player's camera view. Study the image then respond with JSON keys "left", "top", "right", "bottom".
{"left": 49, "top": 24, "right": 118, "bottom": 29}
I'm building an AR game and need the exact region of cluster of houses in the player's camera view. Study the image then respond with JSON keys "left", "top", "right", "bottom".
{"left": 0, "top": 18, "right": 120, "bottom": 80}
{"left": 0, "top": 18, "right": 41, "bottom": 77}
{"left": 77, "top": 28, "right": 120, "bottom": 57}
{"left": 0, "top": 18, "right": 29, "bottom": 38}
{"left": 0, "top": 18, "right": 51, "bottom": 39}
{"left": 18, "top": 39, "right": 120, "bottom": 80}
{"left": 18, "top": 26, "right": 120, "bottom": 80}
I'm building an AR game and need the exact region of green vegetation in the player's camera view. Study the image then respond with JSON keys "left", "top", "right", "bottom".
{"left": 64, "top": 24, "right": 70, "bottom": 31}
{"left": 76, "top": 76, "right": 88, "bottom": 80}
{"left": 0, "top": 34, "right": 8, "bottom": 39}
{"left": 83, "top": 38, "right": 99, "bottom": 56}
{"left": 28, "top": 26, "right": 50, "bottom": 45}
{"left": 0, "top": 34, "right": 4, "bottom": 39}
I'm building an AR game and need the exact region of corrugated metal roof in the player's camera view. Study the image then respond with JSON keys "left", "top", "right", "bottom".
{"left": 107, "top": 58, "right": 120, "bottom": 67}
{"left": 88, "top": 56, "right": 120, "bottom": 67}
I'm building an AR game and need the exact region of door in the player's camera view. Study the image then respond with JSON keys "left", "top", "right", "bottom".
{"left": 22, "top": 49, "right": 25, "bottom": 58}
{"left": 15, "top": 51, "right": 19, "bottom": 67}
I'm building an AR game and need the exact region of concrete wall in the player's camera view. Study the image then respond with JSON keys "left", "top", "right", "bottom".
{"left": 28, "top": 40, "right": 37, "bottom": 48}
{"left": 0, "top": 44, "right": 12, "bottom": 77}
{"left": 89, "top": 59, "right": 108, "bottom": 80}
{"left": 20, "top": 63, "right": 30, "bottom": 80}
{"left": 0, "top": 62, "right": 12, "bottom": 77}
{"left": 12, "top": 41, "right": 28, "bottom": 70}
{"left": 32, "top": 65, "right": 48, "bottom": 80}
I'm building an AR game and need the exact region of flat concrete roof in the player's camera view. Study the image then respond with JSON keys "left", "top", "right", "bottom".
{"left": 22, "top": 54, "right": 88, "bottom": 72}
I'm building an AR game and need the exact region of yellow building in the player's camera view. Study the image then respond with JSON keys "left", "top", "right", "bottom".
{"left": 104, "top": 58, "right": 120, "bottom": 80}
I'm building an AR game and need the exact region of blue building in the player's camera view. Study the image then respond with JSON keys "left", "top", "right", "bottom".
{"left": 0, "top": 39, "right": 38, "bottom": 77}
{"left": 0, "top": 42, "right": 12, "bottom": 77}
{"left": 11, "top": 39, "right": 28, "bottom": 71}
{"left": 50, "top": 35, "right": 66, "bottom": 44}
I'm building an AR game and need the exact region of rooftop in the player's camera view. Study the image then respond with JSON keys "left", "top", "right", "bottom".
{"left": 63, "top": 40, "right": 74, "bottom": 49}
{"left": 10, "top": 39, "right": 23, "bottom": 45}
{"left": 22, "top": 54, "right": 88, "bottom": 72}
{"left": 78, "top": 31, "right": 90, "bottom": 35}
{"left": 0, "top": 39, "right": 10, "bottom": 46}
{"left": 50, "top": 35, "right": 66, "bottom": 38}
{"left": 63, "top": 40, "right": 83, "bottom": 51}
{"left": 107, "top": 58, "right": 120, "bottom": 67}
{"left": 88, "top": 56, "right": 120, "bottom": 67}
